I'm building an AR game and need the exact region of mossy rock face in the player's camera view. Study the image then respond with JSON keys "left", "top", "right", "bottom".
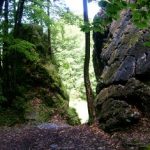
{"left": 93, "top": 10, "right": 150, "bottom": 85}
{"left": 22, "top": 61, "right": 75, "bottom": 124}
{"left": 25, "top": 62, "right": 69, "bottom": 100}
{"left": 93, "top": 10, "right": 150, "bottom": 131}
{"left": 18, "top": 24, "right": 48, "bottom": 57}
{"left": 25, "top": 98, "right": 53, "bottom": 123}
{"left": 0, "top": 24, "right": 80, "bottom": 126}
{"left": 64, "top": 108, "right": 81, "bottom": 125}
{"left": 97, "top": 98, "right": 141, "bottom": 132}
{"left": 25, "top": 92, "right": 80, "bottom": 125}
{"left": 95, "top": 78, "right": 150, "bottom": 131}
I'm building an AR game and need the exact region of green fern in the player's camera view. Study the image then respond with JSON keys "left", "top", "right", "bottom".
{"left": 8, "top": 39, "right": 39, "bottom": 62}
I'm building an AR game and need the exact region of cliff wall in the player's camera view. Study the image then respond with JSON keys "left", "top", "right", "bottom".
{"left": 93, "top": 10, "right": 150, "bottom": 131}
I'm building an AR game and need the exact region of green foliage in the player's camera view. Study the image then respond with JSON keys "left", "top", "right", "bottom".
{"left": 144, "top": 42, "right": 150, "bottom": 47}
{"left": 140, "top": 144, "right": 150, "bottom": 150}
{"left": 0, "top": 109, "right": 24, "bottom": 126}
{"left": 60, "top": 11, "right": 82, "bottom": 26}
{"left": 0, "top": 0, "right": 83, "bottom": 125}
{"left": 37, "top": 105, "right": 52, "bottom": 122}
{"left": 103, "top": 0, "right": 150, "bottom": 46}
{"left": 81, "top": 0, "right": 150, "bottom": 33}
{"left": 38, "top": 88, "right": 55, "bottom": 107}
{"left": 129, "top": 1, "right": 150, "bottom": 29}
{"left": 80, "top": 22, "right": 92, "bottom": 33}
{"left": 51, "top": 14, "right": 82, "bottom": 51}
{"left": 81, "top": 0, "right": 126, "bottom": 33}
{"left": 54, "top": 25, "right": 96, "bottom": 102}
{"left": 98, "top": 0, "right": 109, "bottom": 8}
{"left": 25, "top": 99, "right": 53, "bottom": 123}
{"left": 8, "top": 39, "right": 39, "bottom": 62}
{"left": 66, "top": 107, "right": 81, "bottom": 125}
{"left": 55, "top": 25, "right": 85, "bottom": 95}
{"left": 25, "top": 1, "right": 52, "bottom": 26}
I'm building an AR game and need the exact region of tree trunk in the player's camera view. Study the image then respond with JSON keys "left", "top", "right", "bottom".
{"left": 14, "top": 0, "right": 25, "bottom": 37}
{"left": 3, "top": 0, "right": 13, "bottom": 105}
{"left": 13, "top": 0, "right": 17, "bottom": 24}
{"left": 5, "top": 0, "right": 25, "bottom": 103}
{"left": 47, "top": 0, "right": 52, "bottom": 56}
{"left": 0, "top": 0, "right": 5, "bottom": 15}
{"left": 83, "top": 0, "right": 95, "bottom": 123}
{"left": 0, "top": 0, "right": 5, "bottom": 75}
{"left": 1, "top": 0, "right": 8, "bottom": 76}
{"left": 4, "top": 0, "right": 8, "bottom": 35}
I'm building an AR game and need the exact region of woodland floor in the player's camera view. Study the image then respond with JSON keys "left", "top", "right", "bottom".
{"left": 0, "top": 118, "right": 150, "bottom": 150}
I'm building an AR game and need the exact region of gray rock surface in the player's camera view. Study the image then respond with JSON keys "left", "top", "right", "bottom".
{"left": 93, "top": 10, "right": 150, "bottom": 131}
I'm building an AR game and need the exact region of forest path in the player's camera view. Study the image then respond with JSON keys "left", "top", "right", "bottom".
{"left": 0, "top": 119, "right": 150, "bottom": 150}
{"left": 0, "top": 123, "right": 124, "bottom": 150}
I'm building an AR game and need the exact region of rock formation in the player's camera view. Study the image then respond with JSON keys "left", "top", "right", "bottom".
{"left": 93, "top": 10, "right": 150, "bottom": 131}
{"left": 0, "top": 24, "right": 80, "bottom": 126}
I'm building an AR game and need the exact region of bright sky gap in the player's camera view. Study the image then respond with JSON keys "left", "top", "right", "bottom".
{"left": 65, "top": 0, "right": 100, "bottom": 19}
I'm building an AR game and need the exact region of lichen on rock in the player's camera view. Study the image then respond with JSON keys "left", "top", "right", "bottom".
{"left": 93, "top": 10, "right": 150, "bottom": 131}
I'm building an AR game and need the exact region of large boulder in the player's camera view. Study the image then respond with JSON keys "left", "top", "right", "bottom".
{"left": 0, "top": 24, "right": 80, "bottom": 126}
{"left": 93, "top": 10, "right": 150, "bottom": 131}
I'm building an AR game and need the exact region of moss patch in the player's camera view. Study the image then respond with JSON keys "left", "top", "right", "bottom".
{"left": 102, "top": 62, "right": 120, "bottom": 83}
{"left": 64, "top": 107, "right": 81, "bottom": 125}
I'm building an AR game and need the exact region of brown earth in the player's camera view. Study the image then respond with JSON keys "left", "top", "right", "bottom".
{"left": 0, "top": 118, "right": 150, "bottom": 150}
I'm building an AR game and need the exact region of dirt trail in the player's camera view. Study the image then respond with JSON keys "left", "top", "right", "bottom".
{"left": 0, "top": 119, "right": 150, "bottom": 150}
{"left": 0, "top": 123, "right": 123, "bottom": 150}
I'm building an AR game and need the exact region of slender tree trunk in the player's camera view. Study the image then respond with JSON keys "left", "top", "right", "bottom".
{"left": 1, "top": 0, "right": 8, "bottom": 73}
{"left": 1, "top": 0, "right": 8, "bottom": 76}
{"left": 14, "top": 0, "right": 25, "bottom": 37}
{"left": 13, "top": 0, "right": 17, "bottom": 24}
{"left": 0, "top": 0, "right": 5, "bottom": 15}
{"left": 13, "top": 0, "right": 25, "bottom": 89}
{"left": 83, "top": 0, "right": 95, "bottom": 123}
{"left": 47, "top": 0, "right": 52, "bottom": 56}
{"left": 6, "top": 0, "right": 25, "bottom": 103}
{"left": 0, "top": 0, "right": 5, "bottom": 75}
{"left": 4, "top": 0, "right": 8, "bottom": 35}
{"left": 3, "top": 0, "right": 12, "bottom": 104}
